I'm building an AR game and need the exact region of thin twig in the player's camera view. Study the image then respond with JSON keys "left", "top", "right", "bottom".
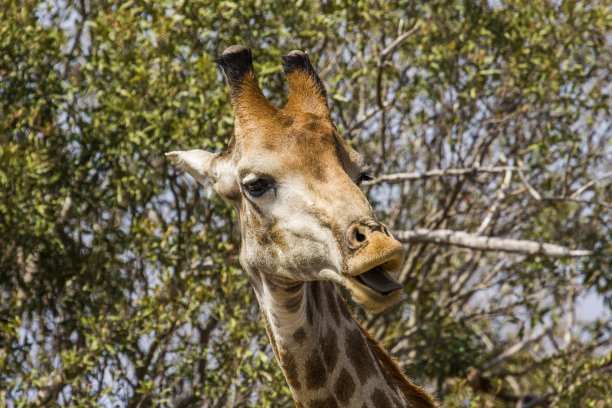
{"left": 516, "top": 160, "right": 542, "bottom": 201}
{"left": 476, "top": 165, "right": 513, "bottom": 235}
{"left": 380, "top": 22, "right": 422, "bottom": 58}
{"left": 374, "top": 21, "right": 421, "bottom": 167}
{"left": 570, "top": 170, "right": 612, "bottom": 199}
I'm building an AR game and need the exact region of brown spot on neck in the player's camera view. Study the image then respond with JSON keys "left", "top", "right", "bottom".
{"left": 372, "top": 388, "right": 393, "bottom": 408}
{"left": 334, "top": 368, "right": 356, "bottom": 404}
{"left": 307, "top": 396, "right": 338, "bottom": 408}
{"left": 305, "top": 353, "right": 326, "bottom": 390}
{"left": 280, "top": 349, "right": 302, "bottom": 391}
{"left": 321, "top": 326, "right": 339, "bottom": 372}
{"left": 345, "top": 326, "right": 377, "bottom": 384}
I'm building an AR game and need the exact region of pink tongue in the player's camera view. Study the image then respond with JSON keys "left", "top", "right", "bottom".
{"left": 357, "top": 267, "right": 403, "bottom": 295}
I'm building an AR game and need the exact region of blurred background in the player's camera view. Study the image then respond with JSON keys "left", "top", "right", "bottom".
{"left": 1, "top": 0, "right": 611, "bottom": 406}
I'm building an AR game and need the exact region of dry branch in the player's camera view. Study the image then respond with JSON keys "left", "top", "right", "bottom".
{"left": 393, "top": 229, "right": 591, "bottom": 258}
{"left": 365, "top": 166, "right": 519, "bottom": 185}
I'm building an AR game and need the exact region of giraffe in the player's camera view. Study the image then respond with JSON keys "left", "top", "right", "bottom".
{"left": 166, "top": 45, "right": 437, "bottom": 408}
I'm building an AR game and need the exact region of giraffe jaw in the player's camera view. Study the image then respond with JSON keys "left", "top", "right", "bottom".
{"left": 344, "top": 266, "right": 404, "bottom": 313}
{"left": 355, "top": 266, "right": 404, "bottom": 294}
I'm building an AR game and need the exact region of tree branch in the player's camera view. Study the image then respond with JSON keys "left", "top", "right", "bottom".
{"left": 380, "top": 22, "right": 421, "bottom": 58}
{"left": 393, "top": 229, "right": 592, "bottom": 258}
{"left": 364, "top": 166, "right": 520, "bottom": 185}
{"left": 483, "top": 330, "right": 550, "bottom": 372}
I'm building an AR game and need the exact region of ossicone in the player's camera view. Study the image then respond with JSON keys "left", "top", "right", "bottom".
{"left": 281, "top": 50, "right": 329, "bottom": 118}
{"left": 214, "top": 45, "right": 277, "bottom": 129}
{"left": 214, "top": 45, "right": 254, "bottom": 88}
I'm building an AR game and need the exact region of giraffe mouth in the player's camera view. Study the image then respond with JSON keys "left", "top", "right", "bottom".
{"left": 355, "top": 266, "right": 403, "bottom": 296}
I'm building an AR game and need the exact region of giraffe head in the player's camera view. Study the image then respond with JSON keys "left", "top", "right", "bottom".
{"left": 167, "top": 46, "right": 404, "bottom": 312}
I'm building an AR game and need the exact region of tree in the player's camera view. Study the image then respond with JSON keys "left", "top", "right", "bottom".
{"left": 1, "top": 0, "right": 610, "bottom": 407}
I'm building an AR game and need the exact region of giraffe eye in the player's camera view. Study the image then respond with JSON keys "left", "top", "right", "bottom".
{"left": 356, "top": 172, "right": 373, "bottom": 186}
{"left": 243, "top": 178, "right": 271, "bottom": 197}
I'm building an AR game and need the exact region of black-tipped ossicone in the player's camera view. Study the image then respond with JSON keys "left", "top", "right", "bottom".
{"left": 281, "top": 50, "right": 327, "bottom": 98}
{"left": 281, "top": 50, "right": 329, "bottom": 117}
{"left": 214, "top": 45, "right": 254, "bottom": 86}
{"left": 214, "top": 45, "right": 277, "bottom": 128}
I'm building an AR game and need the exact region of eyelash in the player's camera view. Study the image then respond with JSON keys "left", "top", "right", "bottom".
{"left": 243, "top": 178, "right": 272, "bottom": 197}
{"left": 357, "top": 172, "right": 373, "bottom": 186}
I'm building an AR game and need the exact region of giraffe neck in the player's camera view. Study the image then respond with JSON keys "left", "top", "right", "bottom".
{"left": 248, "top": 270, "right": 409, "bottom": 408}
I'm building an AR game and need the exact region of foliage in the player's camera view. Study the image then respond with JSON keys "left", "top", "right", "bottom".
{"left": 1, "top": 0, "right": 611, "bottom": 407}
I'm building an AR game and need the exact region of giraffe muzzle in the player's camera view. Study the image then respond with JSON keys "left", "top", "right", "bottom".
{"left": 345, "top": 224, "right": 405, "bottom": 278}
{"left": 342, "top": 223, "right": 406, "bottom": 312}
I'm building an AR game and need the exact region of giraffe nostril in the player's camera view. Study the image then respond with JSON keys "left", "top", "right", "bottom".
{"left": 347, "top": 223, "right": 370, "bottom": 250}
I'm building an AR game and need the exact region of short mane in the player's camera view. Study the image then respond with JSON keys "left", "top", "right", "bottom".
{"left": 358, "top": 324, "right": 438, "bottom": 408}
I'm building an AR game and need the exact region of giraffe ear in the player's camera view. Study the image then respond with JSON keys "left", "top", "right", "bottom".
{"left": 166, "top": 149, "right": 215, "bottom": 186}
{"left": 166, "top": 149, "right": 240, "bottom": 201}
